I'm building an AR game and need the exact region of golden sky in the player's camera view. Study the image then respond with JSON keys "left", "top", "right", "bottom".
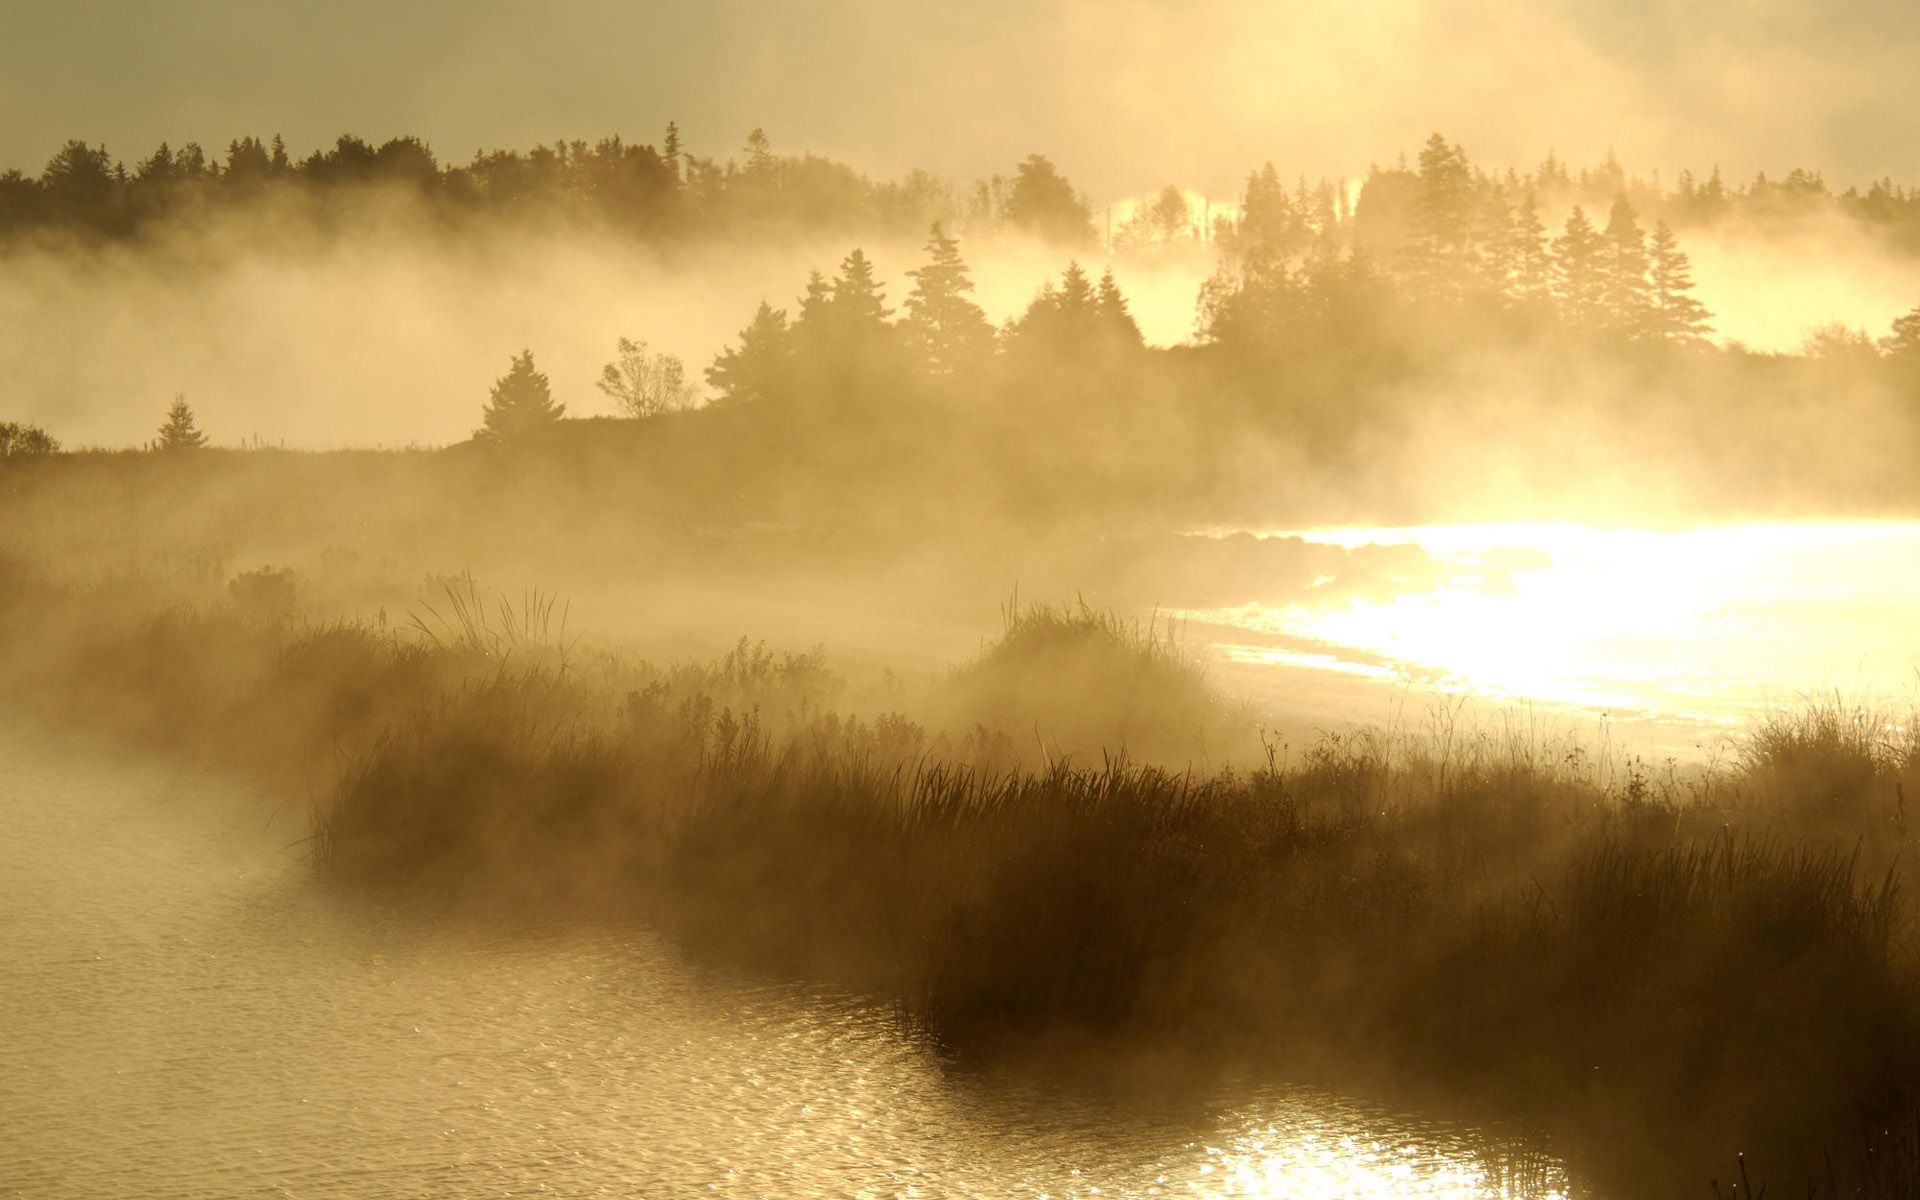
{"left": 3, "top": 0, "right": 1916, "bottom": 196}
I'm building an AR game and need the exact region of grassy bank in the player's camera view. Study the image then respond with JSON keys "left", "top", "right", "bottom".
{"left": 3, "top": 566, "right": 1917, "bottom": 1195}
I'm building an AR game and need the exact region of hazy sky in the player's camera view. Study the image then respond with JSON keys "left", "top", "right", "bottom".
{"left": 4, "top": 0, "right": 1919, "bottom": 199}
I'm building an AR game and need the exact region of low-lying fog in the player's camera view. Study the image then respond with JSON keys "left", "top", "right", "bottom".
{"left": 5, "top": 193, "right": 1916, "bottom": 451}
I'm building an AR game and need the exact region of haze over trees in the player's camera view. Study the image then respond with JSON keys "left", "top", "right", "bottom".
{"left": 6, "top": 113, "right": 1920, "bottom": 1200}
{"left": 12, "top": 125, "right": 1919, "bottom": 260}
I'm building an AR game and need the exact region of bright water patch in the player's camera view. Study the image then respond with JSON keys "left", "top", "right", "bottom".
{"left": 1186, "top": 521, "right": 1920, "bottom": 729}
{"left": 0, "top": 735, "right": 1572, "bottom": 1198}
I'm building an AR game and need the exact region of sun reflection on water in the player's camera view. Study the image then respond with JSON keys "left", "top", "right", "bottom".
{"left": 1187, "top": 521, "right": 1920, "bottom": 725}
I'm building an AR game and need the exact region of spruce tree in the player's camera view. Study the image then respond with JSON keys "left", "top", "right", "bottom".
{"left": 156, "top": 395, "right": 209, "bottom": 451}
{"left": 1510, "top": 192, "right": 1553, "bottom": 306}
{"left": 1551, "top": 207, "right": 1607, "bottom": 328}
{"left": 1409, "top": 133, "right": 1474, "bottom": 298}
{"left": 705, "top": 302, "right": 791, "bottom": 404}
{"left": 829, "top": 248, "right": 892, "bottom": 330}
{"left": 1601, "top": 195, "right": 1651, "bottom": 336}
{"left": 1646, "top": 221, "right": 1712, "bottom": 343}
{"left": 902, "top": 223, "right": 992, "bottom": 374}
{"left": 1096, "top": 268, "right": 1144, "bottom": 346}
{"left": 474, "top": 351, "right": 564, "bottom": 447}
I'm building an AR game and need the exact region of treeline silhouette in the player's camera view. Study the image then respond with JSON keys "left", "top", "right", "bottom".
{"left": 0, "top": 125, "right": 1096, "bottom": 244}
{"left": 7, "top": 125, "right": 1920, "bottom": 254}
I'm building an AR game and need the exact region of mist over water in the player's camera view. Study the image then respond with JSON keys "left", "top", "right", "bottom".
{"left": 0, "top": 735, "right": 1571, "bottom": 1198}
{"left": 1192, "top": 520, "right": 1920, "bottom": 744}
{"left": 7, "top": 4, "right": 1920, "bottom": 1195}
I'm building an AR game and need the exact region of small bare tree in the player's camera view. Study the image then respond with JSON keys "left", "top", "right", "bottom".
{"left": 596, "top": 337, "right": 700, "bottom": 418}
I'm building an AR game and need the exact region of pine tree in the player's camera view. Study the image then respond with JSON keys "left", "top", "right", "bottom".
{"left": 474, "top": 351, "right": 564, "bottom": 447}
{"left": 829, "top": 248, "right": 892, "bottom": 330}
{"left": 1551, "top": 206, "right": 1607, "bottom": 327}
{"left": 1408, "top": 133, "right": 1475, "bottom": 298}
{"left": 744, "top": 127, "right": 772, "bottom": 176}
{"left": 706, "top": 302, "right": 791, "bottom": 404}
{"left": 156, "top": 395, "right": 209, "bottom": 451}
{"left": 1645, "top": 221, "right": 1712, "bottom": 343}
{"left": 1095, "top": 269, "right": 1143, "bottom": 346}
{"left": 1473, "top": 184, "right": 1515, "bottom": 295}
{"left": 1601, "top": 194, "right": 1651, "bottom": 336}
{"left": 795, "top": 271, "right": 833, "bottom": 331}
{"left": 1510, "top": 192, "right": 1553, "bottom": 306}
{"left": 1056, "top": 260, "right": 1096, "bottom": 313}
{"left": 902, "top": 223, "right": 993, "bottom": 374}
{"left": 663, "top": 121, "right": 682, "bottom": 183}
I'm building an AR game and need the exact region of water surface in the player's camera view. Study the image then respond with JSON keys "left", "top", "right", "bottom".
{"left": 0, "top": 734, "right": 1572, "bottom": 1198}
{"left": 1189, "top": 521, "right": 1920, "bottom": 745}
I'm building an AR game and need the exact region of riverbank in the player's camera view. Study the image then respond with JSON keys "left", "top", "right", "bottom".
{"left": 3, "top": 566, "right": 1917, "bottom": 1194}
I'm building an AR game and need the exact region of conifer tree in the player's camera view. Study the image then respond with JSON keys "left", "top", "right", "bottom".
{"left": 474, "top": 351, "right": 564, "bottom": 447}
{"left": 1408, "top": 133, "right": 1475, "bottom": 298}
{"left": 794, "top": 271, "right": 833, "bottom": 331}
{"left": 1237, "top": 162, "right": 1303, "bottom": 257}
{"left": 902, "top": 223, "right": 992, "bottom": 374}
{"left": 1510, "top": 192, "right": 1553, "bottom": 305}
{"left": 156, "top": 395, "right": 209, "bottom": 451}
{"left": 1473, "top": 185, "right": 1515, "bottom": 295}
{"left": 1096, "top": 268, "right": 1143, "bottom": 346}
{"left": 706, "top": 301, "right": 791, "bottom": 404}
{"left": 1601, "top": 194, "right": 1651, "bottom": 335}
{"left": 1551, "top": 206, "right": 1606, "bottom": 327}
{"left": 829, "top": 248, "right": 892, "bottom": 330}
{"left": 1645, "top": 221, "right": 1712, "bottom": 343}
{"left": 1056, "top": 260, "right": 1096, "bottom": 313}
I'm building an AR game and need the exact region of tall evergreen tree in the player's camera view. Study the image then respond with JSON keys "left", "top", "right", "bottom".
{"left": 706, "top": 301, "right": 791, "bottom": 404}
{"left": 1601, "top": 194, "right": 1651, "bottom": 335}
{"left": 1473, "top": 184, "right": 1515, "bottom": 295}
{"left": 902, "top": 223, "right": 992, "bottom": 374}
{"left": 156, "top": 395, "right": 209, "bottom": 451}
{"left": 1095, "top": 269, "right": 1143, "bottom": 346}
{"left": 474, "top": 351, "right": 564, "bottom": 447}
{"left": 1510, "top": 192, "right": 1553, "bottom": 305}
{"left": 1551, "top": 206, "right": 1607, "bottom": 327}
{"left": 1407, "top": 133, "right": 1475, "bottom": 298}
{"left": 1645, "top": 221, "right": 1712, "bottom": 343}
{"left": 794, "top": 271, "right": 833, "bottom": 331}
{"left": 828, "top": 248, "right": 892, "bottom": 330}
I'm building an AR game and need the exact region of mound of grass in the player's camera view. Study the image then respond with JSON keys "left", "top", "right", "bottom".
{"left": 939, "top": 598, "right": 1244, "bottom": 766}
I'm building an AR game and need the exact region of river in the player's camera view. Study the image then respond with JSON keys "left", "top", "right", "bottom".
{"left": 0, "top": 731, "right": 1574, "bottom": 1198}
{"left": 1186, "top": 520, "right": 1920, "bottom": 757}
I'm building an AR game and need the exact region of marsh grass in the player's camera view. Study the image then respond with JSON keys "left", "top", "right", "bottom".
{"left": 2, "top": 570, "right": 1917, "bottom": 1194}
